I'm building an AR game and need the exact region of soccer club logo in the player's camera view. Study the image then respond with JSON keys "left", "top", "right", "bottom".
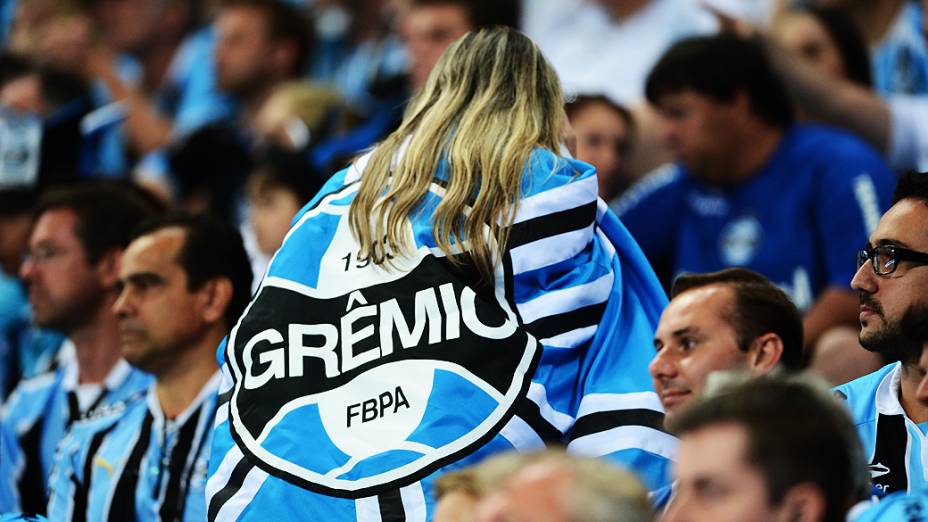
{"left": 224, "top": 249, "right": 540, "bottom": 498}
{"left": 719, "top": 215, "right": 763, "bottom": 266}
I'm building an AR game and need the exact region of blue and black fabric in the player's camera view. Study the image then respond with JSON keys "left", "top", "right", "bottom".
{"left": 205, "top": 147, "right": 674, "bottom": 520}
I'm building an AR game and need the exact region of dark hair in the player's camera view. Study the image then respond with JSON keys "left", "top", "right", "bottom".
{"left": 248, "top": 145, "right": 324, "bottom": 204}
{"left": 798, "top": 6, "right": 872, "bottom": 87}
{"left": 671, "top": 376, "right": 869, "bottom": 522}
{"left": 892, "top": 170, "right": 928, "bottom": 205}
{"left": 409, "top": 0, "right": 521, "bottom": 29}
{"left": 221, "top": 0, "right": 313, "bottom": 77}
{"left": 671, "top": 268, "right": 803, "bottom": 370}
{"left": 645, "top": 34, "right": 795, "bottom": 128}
{"left": 35, "top": 182, "right": 162, "bottom": 264}
{"left": 130, "top": 213, "right": 253, "bottom": 327}
{"left": 565, "top": 93, "right": 636, "bottom": 148}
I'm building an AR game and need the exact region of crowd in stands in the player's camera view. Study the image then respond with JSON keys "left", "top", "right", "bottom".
{"left": 0, "top": 0, "right": 928, "bottom": 520}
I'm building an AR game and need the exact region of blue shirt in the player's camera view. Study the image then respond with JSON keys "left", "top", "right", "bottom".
{"left": 835, "top": 363, "right": 926, "bottom": 498}
{"left": 0, "top": 359, "right": 151, "bottom": 514}
{"left": 615, "top": 125, "right": 895, "bottom": 310}
{"left": 205, "top": 148, "right": 673, "bottom": 521}
{"left": 47, "top": 373, "right": 219, "bottom": 522}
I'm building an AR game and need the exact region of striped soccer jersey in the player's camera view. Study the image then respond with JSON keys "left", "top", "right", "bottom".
{"left": 47, "top": 373, "right": 219, "bottom": 521}
{"left": 205, "top": 148, "right": 675, "bottom": 521}
{"left": 0, "top": 357, "right": 150, "bottom": 514}
{"left": 836, "top": 362, "right": 928, "bottom": 497}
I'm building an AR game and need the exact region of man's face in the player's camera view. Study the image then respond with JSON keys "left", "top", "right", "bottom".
{"left": 851, "top": 199, "right": 928, "bottom": 362}
{"left": 656, "top": 90, "right": 743, "bottom": 184}
{"left": 114, "top": 227, "right": 208, "bottom": 375}
{"left": 401, "top": 4, "right": 472, "bottom": 90}
{"left": 91, "top": 0, "right": 163, "bottom": 53}
{"left": 214, "top": 6, "right": 276, "bottom": 97}
{"left": 663, "top": 423, "right": 788, "bottom": 522}
{"left": 651, "top": 285, "right": 749, "bottom": 422}
{"left": 20, "top": 209, "right": 106, "bottom": 333}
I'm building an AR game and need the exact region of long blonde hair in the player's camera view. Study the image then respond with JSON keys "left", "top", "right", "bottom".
{"left": 348, "top": 26, "right": 565, "bottom": 280}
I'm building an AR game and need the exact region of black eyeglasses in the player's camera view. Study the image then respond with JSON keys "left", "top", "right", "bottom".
{"left": 856, "top": 245, "right": 928, "bottom": 276}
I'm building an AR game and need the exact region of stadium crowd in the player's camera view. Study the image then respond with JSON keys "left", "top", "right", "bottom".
{"left": 1, "top": 0, "right": 928, "bottom": 521}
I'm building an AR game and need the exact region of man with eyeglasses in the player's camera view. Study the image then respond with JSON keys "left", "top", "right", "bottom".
{"left": 0, "top": 183, "right": 157, "bottom": 514}
{"left": 835, "top": 171, "right": 928, "bottom": 499}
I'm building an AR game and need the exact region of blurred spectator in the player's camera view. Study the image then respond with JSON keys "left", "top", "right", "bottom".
{"left": 771, "top": 5, "right": 872, "bottom": 87}
{"left": 651, "top": 268, "right": 803, "bottom": 425}
{"left": 253, "top": 81, "right": 343, "bottom": 152}
{"left": 834, "top": 171, "right": 928, "bottom": 498}
{"left": 433, "top": 469, "right": 479, "bottom": 522}
{"left": 615, "top": 34, "right": 896, "bottom": 380}
{"left": 0, "top": 183, "right": 157, "bottom": 514}
{"left": 565, "top": 94, "right": 636, "bottom": 201}
{"left": 47, "top": 213, "right": 253, "bottom": 521}
{"left": 473, "top": 450, "right": 654, "bottom": 522}
{"left": 663, "top": 373, "right": 869, "bottom": 522}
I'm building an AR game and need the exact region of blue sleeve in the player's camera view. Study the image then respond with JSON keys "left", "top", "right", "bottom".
{"left": 815, "top": 141, "right": 896, "bottom": 289}
{"left": 611, "top": 165, "right": 684, "bottom": 285}
{"left": 0, "top": 418, "right": 21, "bottom": 512}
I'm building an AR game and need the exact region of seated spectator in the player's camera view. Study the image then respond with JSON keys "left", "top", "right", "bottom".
{"left": 565, "top": 94, "right": 636, "bottom": 201}
{"left": 47, "top": 213, "right": 253, "bottom": 521}
{"left": 615, "top": 34, "right": 896, "bottom": 383}
{"left": 473, "top": 450, "right": 654, "bottom": 522}
{"left": 433, "top": 469, "right": 479, "bottom": 522}
{"left": 663, "top": 373, "right": 870, "bottom": 522}
{"left": 834, "top": 171, "right": 928, "bottom": 498}
{"left": 771, "top": 5, "right": 872, "bottom": 87}
{"left": 1, "top": 183, "right": 158, "bottom": 514}
{"left": 651, "top": 268, "right": 803, "bottom": 424}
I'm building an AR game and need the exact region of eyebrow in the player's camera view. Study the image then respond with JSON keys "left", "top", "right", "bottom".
{"left": 873, "top": 238, "right": 912, "bottom": 249}
{"left": 120, "top": 272, "right": 165, "bottom": 287}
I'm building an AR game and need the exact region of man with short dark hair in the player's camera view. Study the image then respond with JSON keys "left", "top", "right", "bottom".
{"left": 0, "top": 182, "right": 158, "bottom": 514}
{"left": 651, "top": 267, "right": 803, "bottom": 424}
{"left": 663, "top": 374, "right": 869, "bottom": 522}
{"left": 47, "top": 213, "right": 253, "bottom": 521}
{"left": 834, "top": 171, "right": 928, "bottom": 498}
{"left": 617, "top": 34, "right": 896, "bottom": 384}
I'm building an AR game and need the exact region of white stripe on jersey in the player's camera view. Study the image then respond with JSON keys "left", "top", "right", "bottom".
{"left": 498, "top": 415, "right": 546, "bottom": 451}
{"left": 527, "top": 383, "right": 574, "bottom": 434}
{"left": 513, "top": 175, "right": 598, "bottom": 224}
{"left": 400, "top": 483, "right": 428, "bottom": 522}
{"left": 567, "top": 426, "right": 678, "bottom": 461}
{"left": 510, "top": 225, "right": 595, "bottom": 274}
{"left": 205, "top": 446, "right": 243, "bottom": 505}
{"left": 516, "top": 272, "right": 613, "bottom": 324}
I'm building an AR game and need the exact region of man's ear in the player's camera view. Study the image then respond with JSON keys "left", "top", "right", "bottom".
{"left": 199, "top": 278, "right": 233, "bottom": 325}
{"left": 780, "top": 482, "right": 826, "bottom": 522}
{"left": 748, "top": 333, "right": 784, "bottom": 376}
{"left": 95, "top": 248, "right": 123, "bottom": 290}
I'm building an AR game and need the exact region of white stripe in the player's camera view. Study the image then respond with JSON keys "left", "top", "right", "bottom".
{"left": 219, "top": 364, "right": 233, "bottom": 395}
{"left": 595, "top": 226, "right": 615, "bottom": 259}
{"left": 517, "top": 272, "right": 613, "bottom": 324}
{"left": 498, "top": 415, "right": 546, "bottom": 451}
{"left": 510, "top": 226, "right": 594, "bottom": 274}
{"left": 567, "top": 426, "right": 678, "bottom": 461}
{"left": 539, "top": 325, "right": 598, "bottom": 349}
{"left": 853, "top": 174, "right": 882, "bottom": 236}
{"left": 576, "top": 392, "right": 664, "bottom": 418}
{"left": 355, "top": 496, "right": 383, "bottom": 522}
{"left": 214, "top": 465, "right": 270, "bottom": 521}
{"left": 215, "top": 402, "right": 229, "bottom": 428}
{"left": 527, "top": 383, "right": 574, "bottom": 433}
{"left": 513, "top": 175, "right": 597, "bottom": 224}
{"left": 400, "top": 482, "right": 428, "bottom": 522}
{"left": 205, "top": 446, "right": 243, "bottom": 504}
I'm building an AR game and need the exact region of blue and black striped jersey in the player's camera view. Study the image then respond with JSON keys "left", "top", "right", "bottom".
{"left": 205, "top": 148, "right": 674, "bottom": 521}
{"left": 47, "top": 373, "right": 219, "bottom": 521}
{"left": 0, "top": 358, "right": 150, "bottom": 514}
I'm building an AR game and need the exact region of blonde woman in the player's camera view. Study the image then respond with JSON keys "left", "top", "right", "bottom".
{"left": 206, "top": 26, "right": 672, "bottom": 521}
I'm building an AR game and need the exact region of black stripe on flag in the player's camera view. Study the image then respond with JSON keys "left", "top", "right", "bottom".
{"left": 514, "top": 397, "right": 564, "bottom": 442}
{"left": 524, "top": 302, "right": 606, "bottom": 342}
{"left": 507, "top": 201, "right": 596, "bottom": 249}
{"left": 207, "top": 457, "right": 254, "bottom": 522}
{"left": 378, "top": 488, "right": 406, "bottom": 522}
{"left": 569, "top": 409, "right": 667, "bottom": 441}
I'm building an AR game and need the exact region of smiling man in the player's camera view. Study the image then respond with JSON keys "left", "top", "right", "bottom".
{"left": 834, "top": 171, "right": 928, "bottom": 499}
{"left": 651, "top": 267, "right": 803, "bottom": 424}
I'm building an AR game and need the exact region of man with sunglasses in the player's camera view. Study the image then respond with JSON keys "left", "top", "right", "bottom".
{"left": 835, "top": 171, "right": 928, "bottom": 499}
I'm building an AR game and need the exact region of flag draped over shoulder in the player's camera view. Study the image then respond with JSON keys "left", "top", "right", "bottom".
{"left": 205, "top": 148, "right": 674, "bottom": 521}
